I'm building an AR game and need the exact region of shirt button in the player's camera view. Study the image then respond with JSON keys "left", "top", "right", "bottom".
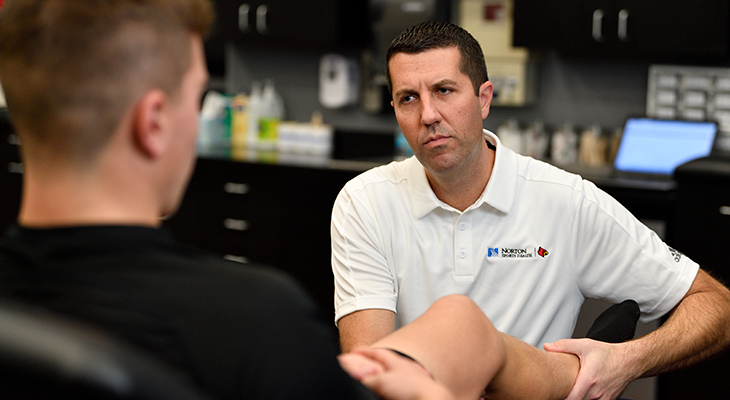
{"left": 459, "top": 250, "right": 467, "bottom": 259}
{"left": 459, "top": 222, "right": 467, "bottom": 231}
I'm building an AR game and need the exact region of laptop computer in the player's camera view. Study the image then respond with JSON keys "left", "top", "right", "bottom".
{"left": 612, "top": 117, "right": 718, "bottom": 182}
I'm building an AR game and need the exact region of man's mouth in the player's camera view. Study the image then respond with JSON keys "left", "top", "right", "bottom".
{"left": 424, "top": 135, "right": 450, "bottom": 147}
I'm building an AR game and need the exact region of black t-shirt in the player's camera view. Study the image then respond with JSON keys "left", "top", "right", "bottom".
{"left": 0, "top": 225, "right": 374, "bottom": 400}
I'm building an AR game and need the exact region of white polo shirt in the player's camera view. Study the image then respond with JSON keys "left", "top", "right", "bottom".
{"left": 331, "top": 130, "right": 698, "bottom": 346}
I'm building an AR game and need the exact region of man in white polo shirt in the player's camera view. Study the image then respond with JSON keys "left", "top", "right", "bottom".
{"left": 332, "top": 21, "right": 730, "bottom": 400}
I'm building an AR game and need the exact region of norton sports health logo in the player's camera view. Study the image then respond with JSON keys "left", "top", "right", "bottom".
{"left": 487, "top": 247, "right": 549, "bottom": 259}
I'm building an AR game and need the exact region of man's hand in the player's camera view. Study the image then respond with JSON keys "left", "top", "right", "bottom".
{"left": 338, "top": 347, "right": 456, "bottom": 400}
{"left": 546, "top": 269, "right": 730, "bottom": 400}
{"left": 544, "top": 338, "right": 637, "bottom": 400}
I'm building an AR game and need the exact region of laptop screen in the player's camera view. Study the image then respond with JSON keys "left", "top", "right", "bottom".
{"left": 614, "top": 118, "right": 718, "bottom": 175}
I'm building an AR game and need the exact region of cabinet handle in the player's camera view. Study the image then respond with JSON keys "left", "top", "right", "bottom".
{"left": 720, "top": 206, "right": 730, "bottom": 216}
{"left": 256, "top": 4, "right": 268, "bottom": 34}
{"left": 224, "top": 218, "right": 249, "bottom": 231}
{"left": 238, "top": 4, "right": 250, "bottom": 33}
{"left": 7, "top": 134, "right": 21, "bottom": 146}
{"left": 618, "top": 9, "right": 629, "bottom": 42}
{"left": 7, "top": 162, "right": 23, "bottom": 174}
{"left": 224, "top": 182, "right": 250, "bottom": 195}
{"left": 592, "top": 9, "right": 604, "bottom": 42}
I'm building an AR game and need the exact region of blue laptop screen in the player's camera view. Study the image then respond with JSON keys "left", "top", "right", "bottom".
{"left": 614, "top": 118, "right": 717, "bottom": 175}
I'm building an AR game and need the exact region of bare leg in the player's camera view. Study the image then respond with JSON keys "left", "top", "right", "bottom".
{"left": 370, "top": 294, "right": 505, "bottom": 400}
{"left": 370, "top": 295, "right": 579, "bottom": 400}
{"left": 484, "top": 335, "right": 579, "bottom": 400}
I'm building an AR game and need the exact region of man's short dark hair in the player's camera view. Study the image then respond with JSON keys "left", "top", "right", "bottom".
{"left": 385, "top": 21, "right": 489, "bottom": 97}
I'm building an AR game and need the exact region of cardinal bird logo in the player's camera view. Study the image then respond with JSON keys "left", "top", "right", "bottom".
{"left": 538, "top": 247, "right": 549, "bottom": 258}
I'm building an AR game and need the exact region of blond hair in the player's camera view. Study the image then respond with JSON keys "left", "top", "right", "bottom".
{"left": 0, "top": 0, "right": 213, "bottom": 156}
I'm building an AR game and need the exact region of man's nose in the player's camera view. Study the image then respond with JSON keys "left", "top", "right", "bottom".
{"left": 420, "top": 97, "right": 440, "bottom": 126}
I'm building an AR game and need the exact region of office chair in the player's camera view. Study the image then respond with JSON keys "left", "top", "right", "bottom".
{"left": 586, "top": 299, "right": 641, "bottom": 343}
{"left": 585, "top": 299, "right": 641, "bottom": 400}
{"left": 0, "top": 300, "right": 213, "bottom": 400}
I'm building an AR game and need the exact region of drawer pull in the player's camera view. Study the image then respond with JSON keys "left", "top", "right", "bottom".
{"left": 7, "top": 162, "right": 23, "bottom": 174}
{"left": 720, "top": 206, "right": 730, "bottom": 216}
{"left": 224, "top": 182, "right": 249, "bottom": 194}
{"left": 224, "top": 218, "right": 248, "bottom": 231}
{"left": 7, "top": 134, "right": 21, "bottom": 145}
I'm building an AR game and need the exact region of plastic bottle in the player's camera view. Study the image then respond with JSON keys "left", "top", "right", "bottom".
{"left": 257, "top": 80, "right": 285, "bottom": 150}
{"left": 197, "top": 91, "right": 230, "bottom": 152}
{"left": 307, "top": 110, "right": 333, "bottom": 157}
{"left": 579, "top": 123, "right": 607, "bottom": 167}
{"left": 551, "top": 122, "right": 578, "bottom": 165}
{"left": 496, "top": 118, "right": 524, "bottom": 154}
{"left": 230, "top": 93, "right": 248, "bottom": 149}
{"left": 524, "top": 119, "right": 549, "bottom": 160}
{"left": 246, "top": 81, "right": 262, "bottom": 149}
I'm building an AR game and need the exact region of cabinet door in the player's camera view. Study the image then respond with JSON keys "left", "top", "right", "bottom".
{"left": 164, "top": 157, "right": 361, "bottom": 316}
{"left": 565, "top": 0, "right": 614, "bottom": 56}
{"left": 512, "top": 0, "right": 563, "bottom": 49}
{"left": 613, "top": 0, "right": 729, "bottom": 58}
{"left": 513, "top": 0, "right": 613, "bottom": 55}
{"left": 665, "top": 175, "right": 730, "bottom": 399}
{"left": 215, "top": 0, "right": 368, "bottom": 50}
{"left": 513, "top": 0, "right": 730, "bottom": 59}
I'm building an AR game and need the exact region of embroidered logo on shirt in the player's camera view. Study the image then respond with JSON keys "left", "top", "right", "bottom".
{"left": 487, "top": 247, "right": 549, "bottom": 259}
{"left": 668, "top": 246, "right": 682, "bottom": 263}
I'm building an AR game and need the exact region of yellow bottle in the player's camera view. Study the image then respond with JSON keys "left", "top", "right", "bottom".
{"left": 230, "top": 94, "right": 248, "bottom": 149}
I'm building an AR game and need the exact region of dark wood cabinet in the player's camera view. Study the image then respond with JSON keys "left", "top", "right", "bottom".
{"left": 211, "top": 0, "right": 369, "bottom": 51}
{"left": 163, "top": 157, "right": 363, "bottom": 318}
{"left": 204, "top": 0, "right": 369, "bottom": 76}
{"left": 662, "top": 156, "right": 730, "bottom": 399}
{"left": 513, "top": 0, "right": 730, "bottom": 60}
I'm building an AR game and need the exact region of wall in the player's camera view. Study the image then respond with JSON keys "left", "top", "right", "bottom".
{"left": 224, "top": 42, "right": 653, "bottom": 141}
{"left": 225, "top": 45, "right": 398, "bottom": 134}
{"left": 485, "top": 51, "right": 651, "bottom": 133}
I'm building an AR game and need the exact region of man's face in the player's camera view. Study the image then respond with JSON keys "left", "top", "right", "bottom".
{"left": 163, "top": 35, "right": 208, "bottom": 216}
{"left": 389, "top": 46, "right": 493, "bottom": 178}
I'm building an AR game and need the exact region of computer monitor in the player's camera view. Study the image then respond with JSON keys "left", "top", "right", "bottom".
{"left": 613, "top": 118, "right": 718, "bottom": 176}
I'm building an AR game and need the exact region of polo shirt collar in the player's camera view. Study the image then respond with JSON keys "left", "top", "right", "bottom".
{"left": 406, "top": 157, "right": 441, "bottom": 219}
{"left": 478, "top": 129, "right": 516, "bottom": 214}
{"left": 406, "top": 129, "right": 518, "bottom": 219}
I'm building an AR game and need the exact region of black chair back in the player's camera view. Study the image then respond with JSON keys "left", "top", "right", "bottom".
{"left": 0, "top": 301, "right": 213, "bottom": 400}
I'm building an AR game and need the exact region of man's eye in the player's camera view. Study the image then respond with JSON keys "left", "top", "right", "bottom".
{"left": 438, "top": 88, "right": 452, "bottom": 94}
{"left": 400, "top": 95, "right": 415, "bottom": 104}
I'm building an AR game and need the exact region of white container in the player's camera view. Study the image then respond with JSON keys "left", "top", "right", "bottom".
{"left": 247, "top": 81, "right": 262, "bottom": 149}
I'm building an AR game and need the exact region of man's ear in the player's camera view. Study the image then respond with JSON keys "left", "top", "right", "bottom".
{"left": 479, "top": 81, "right": 494, "bottom": 120}
{"left": 132, "top": 89, "right": 169, "bottom": 159}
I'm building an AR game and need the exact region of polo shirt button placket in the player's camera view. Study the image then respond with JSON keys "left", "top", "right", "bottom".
{"left": 454, "top": 216, "right": 473, "bottom": 278}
